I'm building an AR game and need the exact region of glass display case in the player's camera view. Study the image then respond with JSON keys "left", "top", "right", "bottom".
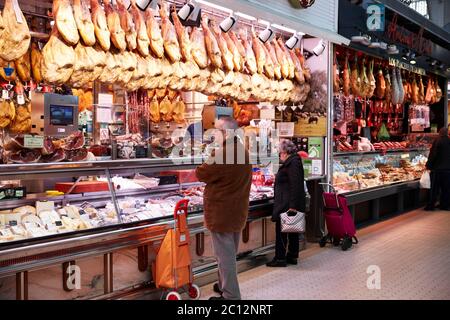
{"left": 333, "top": 149, "right": 429, "bottom": 194}
{"left": 0, "top": 159, "right": 275, "bottom": 246}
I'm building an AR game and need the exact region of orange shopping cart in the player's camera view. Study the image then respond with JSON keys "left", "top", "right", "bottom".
{"left": 153, "top": 199, "right": 201, "bottom": 300}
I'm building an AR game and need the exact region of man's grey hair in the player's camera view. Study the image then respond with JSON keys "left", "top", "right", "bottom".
{"left": 278, "top": 139, "right": 297, "bottom": 155}
{"left": 215, "top": 116, "right": 239, "bottom": 130}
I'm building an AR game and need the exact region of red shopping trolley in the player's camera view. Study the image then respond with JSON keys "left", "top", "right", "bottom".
{"left": 319, "top": 183, "right": 358, "bottom": 251}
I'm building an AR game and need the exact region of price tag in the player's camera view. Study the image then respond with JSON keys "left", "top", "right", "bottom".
{"left": 12, "top": 0, "right": 24, "bottom": 24}
{"left": 24, "top": 135, "right": 44, "bottom": 149}
{"left": 55, "top": 221, "right": 63, "bottom": 227}
{"left": 2, "top": 90, "right": 9, "bottom": 100}
{"left": 0, "top": 191, "right": 5, "bottom": 200}
{"left": 17, "top": 94, "right": 25, "bottom": 105}
{"left": 9, "top": 220, "right": 18, "bottom": 227}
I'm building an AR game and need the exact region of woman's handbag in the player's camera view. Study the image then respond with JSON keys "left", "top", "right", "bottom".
{"left": 280, "top": 210, "right": 306, "bottom": 233}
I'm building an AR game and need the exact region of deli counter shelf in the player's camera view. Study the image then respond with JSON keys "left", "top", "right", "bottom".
{"left": 0, "top": 155, "right": 278, "bottom": 179}
{"left": 339, "top": 179, "right": 420, "bottom": 206}
{"left": 333, "top": 147, "right": 429, "bottom": 157}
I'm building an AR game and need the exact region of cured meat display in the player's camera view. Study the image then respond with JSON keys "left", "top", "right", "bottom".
{"left": 0, "top": 0, "right": 310, "bottom": 103}
{"left": 0, "top": 0, "right": 31, "bottom": 62}
{"left": 375, "top": 66, "right": 385, "bottom": 99}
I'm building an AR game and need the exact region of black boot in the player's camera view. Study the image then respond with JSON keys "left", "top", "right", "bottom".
{"left": 266, "top": 258, "right": 287, "bottom": 267}
{"left": 213, "top": 283, "right": 223, "bottom": 295}
{"left": 286, "top": 257, "right": 298, "bottom": 265}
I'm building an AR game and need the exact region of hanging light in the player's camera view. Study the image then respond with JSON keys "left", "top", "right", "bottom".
{"left": 178, "top": 0, "right": 198, "bottom": 21}
{"left": 285, "top": 33, "right": 301, "bottom": 50}
{"left": 219, "top": 13, "right": 238, "bottom": 33}
{"left": 312, "top": 39, "right": 326, "bottom": 56}
{"left": 259, "top": 25, "right": 274, "bottom": 43}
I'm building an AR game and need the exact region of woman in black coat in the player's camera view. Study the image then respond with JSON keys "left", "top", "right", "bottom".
{"left": 267, "top": 139, "right": 306, "bottom": 267}
{"left": 425, "top": 127, "right": 450, "bottom": 211}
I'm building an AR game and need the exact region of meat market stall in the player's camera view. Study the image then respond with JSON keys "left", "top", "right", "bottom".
{"left": 0, "top": 0, "right": 346, "bottom": 299}
{"left": 332, "top": 0, "right": 450, "bottom": 224}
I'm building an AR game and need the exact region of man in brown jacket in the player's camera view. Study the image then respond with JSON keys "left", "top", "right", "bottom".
{"left": 196, "top": 117, "right": 252, "bottom": 300}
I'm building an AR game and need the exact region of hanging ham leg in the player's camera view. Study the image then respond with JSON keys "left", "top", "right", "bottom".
{"left": 117, "top": 0, "right": 137, "bottom": 51}
{"left": 211, "top": 20, "right": 234, "bottom": 71}
{"left": 239, "top": 29, "right": 257, "bottom": 75}
{"left": 201, "top": 17, "right": 222, "bottom": 69}
{"left": 130, "top": 0, "right": 150, "bottom": 57}
{"left": 160, "top": 0, "right": 181, "bottom": 63}
{"left": 171, "top": 5, "right": 192, "bottom": 62}
{"left": 90, "top": 0, "right": 111, "bottom": 51}
{"left": 104, "top": 0, "right": 127, "bottom": 51}
{"left": 73, "top": 0, "right": 96, "bottom": 46}
{"left": 190, "top": 27, "right": 208, "bottom": 69}
{"left": 54, "top": 0, "right": 80, "bottom": 46}
{"left": 265, "top": 41, "right": 281, "bottom": 80}
{"left": 145, "top": 7, "right": 164, "bottom": 58}
{"left": 223, "top": 31, "right": 242, "bottom": 72}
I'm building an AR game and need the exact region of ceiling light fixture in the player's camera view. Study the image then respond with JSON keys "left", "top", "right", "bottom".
{"left": 312, "top": 39, "right": 326, "bottom": 56}
{"left": 259, "top": 25, "right": 274, "bottom": 43}
{"left": 219, "top": 13, "right": 238, "bottom": 33}
{"left": 178, "top": 0, "right": 197, "bottom": 21}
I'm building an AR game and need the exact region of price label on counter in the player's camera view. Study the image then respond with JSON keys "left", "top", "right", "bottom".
{"left": 17, "top": 94, "right": 25, "bottom": 105}
{"left": 24, "top": 135, "right": 44, "bottom": 149}
{"left": 401, "top": 153, "right": 410, "bottom": 159}
{"left": 2, "top": 90, "right": 9, "bottom": 100}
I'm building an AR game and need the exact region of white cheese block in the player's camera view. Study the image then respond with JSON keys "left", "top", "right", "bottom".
{"left": 65, "top": 205, "right": 81, "bottom": 219}
{"left": 11, "top": 225, "right": 27, "bottom": 237}
{"left": 13, "top": 205, "right": 36, "bottom": 215}
{"left": 36, "top": 201, "right": 55, "bottom": 214}
{"left": 21, "top": 214, "right": 44, "bottom": 228}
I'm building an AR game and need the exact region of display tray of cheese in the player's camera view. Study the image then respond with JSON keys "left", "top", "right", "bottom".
{"left": 0, "top": 202, "right": 118, "bottom": 243}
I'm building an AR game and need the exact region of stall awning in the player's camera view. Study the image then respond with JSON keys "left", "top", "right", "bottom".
{"left": 200, "top": 0, "right": 351, "bottom": 45}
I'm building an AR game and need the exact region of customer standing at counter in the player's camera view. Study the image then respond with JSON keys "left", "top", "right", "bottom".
{"left": 425, "top": 126, "right": 450, "bottom": 211}
{"left": 195, "top": 117, "right": 252, "bottom": 300}
{"left": 267, "top": 139, "right": 306, "bottom": 267}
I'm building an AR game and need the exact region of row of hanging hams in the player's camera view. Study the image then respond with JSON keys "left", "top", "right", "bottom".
{"left": 148, "top": 89, "right": 186, "bottom": 124}
{"left": 335, "top": 53, "right": 443, "bottom": 105}
{"left": 8, "top": 0, "right": 309, "bottom": 103}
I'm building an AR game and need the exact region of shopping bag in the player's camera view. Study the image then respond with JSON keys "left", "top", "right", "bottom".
{"left": 420, "top": 171, "right": 430, "bottom": 189}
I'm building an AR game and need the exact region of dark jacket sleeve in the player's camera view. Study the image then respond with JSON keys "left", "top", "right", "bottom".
{"left": 288, "top": 156, "right": 306, "bottom": 212}
{"left": 426, "top": 140, "right": 438, "bottom": 170}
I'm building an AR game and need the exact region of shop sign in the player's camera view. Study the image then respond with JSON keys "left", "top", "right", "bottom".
{"left": 386, "top": 14, "right": 432, "bottom": 56}
{"left": 388, "top": 58, "right": 426, "bottom": 75}
{"left": 366, "top": 4, "right": 385, "bottom": 32}
{"left": 308, "top": 137, "right": 323, "bottom": 158}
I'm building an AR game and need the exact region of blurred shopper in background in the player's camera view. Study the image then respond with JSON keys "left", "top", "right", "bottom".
{"left": 267, "top": 139, "right": 306, "bottom": 267}
{"left": 425, "top": 126, "right": 450, "bottom": 211}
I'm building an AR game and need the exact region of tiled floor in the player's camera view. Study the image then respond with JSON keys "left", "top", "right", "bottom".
{"left": 201, "top": 209, "right": 450, "bottom": 300}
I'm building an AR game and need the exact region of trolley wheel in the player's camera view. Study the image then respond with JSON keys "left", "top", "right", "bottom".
{"left": 333, "top": 237, "right": 341, "bottom": 246}
{"left": 319, "top": 236, "right": 328, "bottom": 247}
{"left": 188, "top": 284, "right": 201, "bottom": 300}
{"left": 341, "top": 237, "right": 352, "bottom": 251}
{"left": 166, "top": 291, "right": 182, "bottom": 300}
